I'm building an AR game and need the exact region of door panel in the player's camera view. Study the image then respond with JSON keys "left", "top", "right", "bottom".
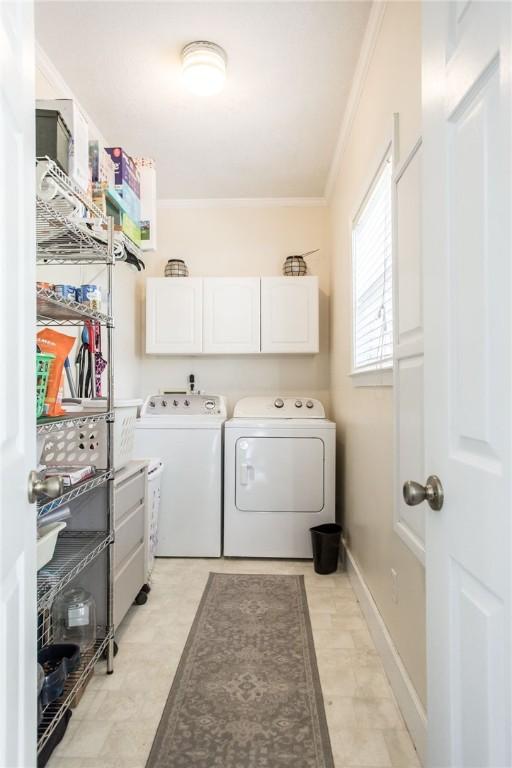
{"left": 450, "top": 560, "right": 507, "bottom": 767}
{"left": 236, "top": 437, "right": 324, "bottom": 512}
{"left": 260, "top": 276, "right": 319, "bottom": 353}
{"left": 203, "top": 277, "right": 260, "bottom": 353}
{"left": 423, "top": 2, "right": 511, "bottom": 765}
{"left": 393, "top": 138, "right": 425, "bottom": 561}
{"left": 145, "top": 277, "right": 202, "bottom": 354}
{"left": 396, "top": 356, "right": 424, "bottom": 548}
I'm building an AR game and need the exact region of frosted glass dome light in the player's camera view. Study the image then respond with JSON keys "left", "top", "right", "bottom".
{"left": 181, "top": 41, "right": 227, "bottom": 96}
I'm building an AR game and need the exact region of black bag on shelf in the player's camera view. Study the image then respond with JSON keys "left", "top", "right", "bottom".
{"left": 37, "top": 708, "right": 72, "bottom": 768}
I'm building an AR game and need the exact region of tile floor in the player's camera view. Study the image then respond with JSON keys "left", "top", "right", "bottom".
{"left": 48, "top": 558, "right": 420, "bottom": 768}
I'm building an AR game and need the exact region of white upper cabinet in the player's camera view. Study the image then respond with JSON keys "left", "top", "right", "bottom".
{"left": 260, "top": 276, "right": 319, "bottom": 353}
{"left": 203, "top": 278, "right": 260, "bottom": 354}
{"left": 146, "top": 277, "right": 203, "bottom": 354}
{"left": 145, "top": 276, "right": 320, "bottom": 355}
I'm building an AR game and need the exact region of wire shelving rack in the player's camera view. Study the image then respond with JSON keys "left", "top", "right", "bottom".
{"left": 36, "top": 158, "right": 116, "bottom": 756}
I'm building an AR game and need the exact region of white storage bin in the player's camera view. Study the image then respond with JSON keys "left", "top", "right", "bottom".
{"left": 42, "top": 399, "right": 142, "bottom": 472}
{"left": 145, "top": 458, "right": 163, "bottom": 583}
{"left": 37, "top": 522, "right": 66, "bottom": 571}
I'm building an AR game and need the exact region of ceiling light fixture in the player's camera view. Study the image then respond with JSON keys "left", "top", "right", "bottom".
{"left": 181, "top": 41, "right": 227, "bottom": 96}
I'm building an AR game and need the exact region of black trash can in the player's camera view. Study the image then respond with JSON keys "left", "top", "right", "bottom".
{"left": 310, "top": 523, "right": 342, "bottom": 574}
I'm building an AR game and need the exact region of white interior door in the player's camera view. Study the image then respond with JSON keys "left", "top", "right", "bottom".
{"left": 0, "top": 2, "right": 37, "bottom": 766}
{"left": 393, "top": 135, "right": 425, "bottom": 562}
{"left": 422, "top": 3, "right": 511, "bottom": 766}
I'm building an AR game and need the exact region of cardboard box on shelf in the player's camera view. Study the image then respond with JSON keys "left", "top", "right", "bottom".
{"left": 92, "top": 186, "right": 141, "bottom": 246}
{"left": 105, "top": 147, "right": 140, "bottom": 197}
{"left": 121, "top": 212, "right": 141, "bottom": 246}
{"left": 134, "top": 156, "right": 157, "bottom": 251}
{"left": 114, "top": 181, "right": 140, "bottom": 223}
{"left": 37, "top": 99, "right": 89, "bottom": 191}
{"left": 89, "top": 141, "right": 115, "bottom": 188}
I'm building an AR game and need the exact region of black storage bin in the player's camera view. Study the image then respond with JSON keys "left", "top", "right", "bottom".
{"left": 36, "top": 109, "right": 71, "bottom": 173}
{"left": 310, "top": 523, "right": 342, "bottom": 574}
{"left": 38, "top": 643, "right": 81, "bottom": 707}
{"left": 37, "top": 708, "right": 72, "bottom": 768}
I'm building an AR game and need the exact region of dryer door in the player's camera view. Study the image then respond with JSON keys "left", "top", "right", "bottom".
{"left": 236, "top": 436, "right": 324, "bottom": 512}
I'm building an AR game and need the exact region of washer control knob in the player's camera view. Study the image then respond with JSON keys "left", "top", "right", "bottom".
{"left": 149, "top": 400, "right": 156, "bottom": 408}
{"left": 184, "top": 399, "right": 190, "bottom": 406}
{"left": 295, "top": 400, "right": 303, "bottom": 408}
{"left": 306, "top": 400, "right": 314, "bottom": 409}
{"left": 205, "top": 400, "right": 215, "bottom": 410}
{"left": 274, "top": 398, "right": 284, "bottom": 409}
{"left": 161, "top": 400, "right": 167, "bottom": 407}
{"left": 173, "top": 399, "right": 179, "bottom": 407}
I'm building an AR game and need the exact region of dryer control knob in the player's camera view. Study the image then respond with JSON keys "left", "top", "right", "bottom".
{"left": 205, "top": 400, "right": 215, "bottom": 410}
{"left": 161, "top": 400, "right": 167, "bottom": 407}
{"left": 184, "top": 399, "right": 190, "bottom": 406}
{"left": 149, "top": 400, "right": 156, "bottom": 408}
{"left": 274, "top": 398, "right": 284, "bottom": 408}
{"left": 306, "top": 400, "right": 314, "bottom": 409}
{"left": 295, "top": 400, "right": 303, "bottom": 408}
{"left": 173, "top": 400, "right": 179, "bottom": 407}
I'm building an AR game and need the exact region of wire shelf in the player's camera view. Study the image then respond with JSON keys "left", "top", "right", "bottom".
{"left": 37, "top": 632, "right": 113, "bottom": 755}
{"left": 37, "top": 410, "right": 114, "bottom": 435}
{"left": 37, "top": 286, "right": 113, "bottom": 326}
{"left": 37, "top": 470, "right": 113, "bottom": 520}
{"left": 36, "top": 198, "right": 114, "bottom": 265}
{"left": 37, "top": 157, "right": 105, "bottom": 219}
{"left": 37, "top": 531, "right": 112, "bottom": 613}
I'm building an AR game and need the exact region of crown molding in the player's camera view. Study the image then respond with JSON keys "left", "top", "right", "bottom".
{"left": 35, "top": 43, "right": 109, "bottom": 145}
{"left": 157, "top": 197, "right": 327, "bottom": 209}
{"left": 35, "top": 42, "right": 74, "bottom": 99}
{"left": 324, "top": 1, "right": 387, "bottom": 201}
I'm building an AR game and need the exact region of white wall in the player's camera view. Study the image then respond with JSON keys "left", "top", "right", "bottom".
{"left": 140, "top": 204, "right": 331, "bottom": 413}
{"left": 36, "top": 50, "right": 331, "bottom": 410}
{"left": 329, "top": 2, "right": 426, "bottom": 706}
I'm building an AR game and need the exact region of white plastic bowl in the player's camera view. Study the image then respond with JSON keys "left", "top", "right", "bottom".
{"left": 37, "top": 521, "right": 66, "bottom": 571}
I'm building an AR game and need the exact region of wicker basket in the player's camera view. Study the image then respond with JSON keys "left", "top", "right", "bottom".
{"left": 283, "top": 255, "right": 307, "bottom": 276}
{"left": 164, "top": 259, "right": 189, "bottom": 277}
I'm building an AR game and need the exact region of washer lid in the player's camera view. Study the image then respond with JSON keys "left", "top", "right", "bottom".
{"left": 233, "top": 396, "right": 325, "bottom": 418}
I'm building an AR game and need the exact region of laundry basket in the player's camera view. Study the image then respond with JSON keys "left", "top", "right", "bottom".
{"left": 144, "top": 458, "right": 164, "bottom": 585}
{"left": 42, "top": 399, "right": 142, "bottom": 471}
{"left": 36, "top": 353, "right": 55, "bottom": 418}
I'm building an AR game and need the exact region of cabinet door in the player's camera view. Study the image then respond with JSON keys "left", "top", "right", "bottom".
{"left": 203, "top": 278, "right": 260, "bottom": 354}
{"left": 146, "top": 277, "right": 202, "bottom": 354}
{"left": 261, "top": 276, "right": 319, "bottom": 353}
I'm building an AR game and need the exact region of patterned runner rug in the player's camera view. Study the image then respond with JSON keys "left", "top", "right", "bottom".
{"left": 146, "top": 573, "right": 334, "bottom": 768}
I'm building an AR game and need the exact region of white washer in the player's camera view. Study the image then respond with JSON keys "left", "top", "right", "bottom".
{"left": 224, "top": 396, "right": 335, "bottom": 558}
{"left": 134, "top": 394, "right": 226, "bottom": 557}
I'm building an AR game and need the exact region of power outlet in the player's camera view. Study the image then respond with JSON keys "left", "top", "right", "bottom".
{"left": 391, "top": 568, "right": 399, "bottom": 604}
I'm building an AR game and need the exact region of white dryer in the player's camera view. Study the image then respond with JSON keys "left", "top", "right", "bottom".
{"left": 224, "top": 396, "right": 335, "bottom": 558}
{"left": 134, "top": 394, "right": 226, "bottom": 557}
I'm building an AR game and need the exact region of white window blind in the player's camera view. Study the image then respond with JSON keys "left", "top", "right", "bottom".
{"left": 352, "top": 155, "right": 393, "bottom": 371}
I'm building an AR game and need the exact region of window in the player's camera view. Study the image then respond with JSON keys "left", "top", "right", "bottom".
{"left": 352, "top": 153, "right": 393, "bottom": 373}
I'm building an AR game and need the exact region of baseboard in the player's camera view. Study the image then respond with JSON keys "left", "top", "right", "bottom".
{"left": 345, "top": 548, "right": 427, "bottom": 765}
